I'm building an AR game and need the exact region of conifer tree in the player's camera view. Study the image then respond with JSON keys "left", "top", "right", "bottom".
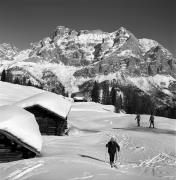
{"left": 27, "top": 80, "right": 32, "bottom": 86}
{"left": 1, "top": 69, "right": 6, "bottom": 81}
{"left": 61, "top": 86, "right": 65, "bottom": 96}
{"left": 91, "top": 81, "right": 99, "bottom": 102}
{"left": 22, "top": 76, "right": 27, "bottom": 85}
{"left": 102, "top": 82, "right": 110, "bottom": 104}
{"left": 14, "top": 77, "right": 20, "bottom": 84}
{"left": 110, "top": 86, "right": 116, "bottom": 105}
{"left": 115, "top": 96, "right": 122, "bottom": 113}
{"left": 65, "top": 92, "right": 69, "bottom": 97}
{"left": 6, "top": 70, "right": 13, "bottom": 83}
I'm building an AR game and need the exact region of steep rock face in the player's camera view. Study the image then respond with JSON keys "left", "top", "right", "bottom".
{"left": 0, "top": 26, "right": 175, "bottom": 105}
{"left": 71, "top": 28, "right": 175, "bottom": 79}
{"left": 8, "top": 26, "right": 173, "bottom": 80}
{"left": 29, "top": 26, "right": 108, "bottom": 66}
{"left": 139, "top": 39, "right": 174, "bottom": 76}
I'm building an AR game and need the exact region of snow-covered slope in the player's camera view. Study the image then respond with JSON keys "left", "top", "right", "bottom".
{"left": 68, "top": 102, "right": 176, "bottom": 132}
{"left": 0, "top": 105, "right": 42, "bottom": 153}
{"left": 127, "top": 74, "right": 176, "bottom": 92}
{"left": 139, "top": 39, "right": 159, "bottom": 53}
{"left": 0, "top": 102, "right": 175, "bottom": 180}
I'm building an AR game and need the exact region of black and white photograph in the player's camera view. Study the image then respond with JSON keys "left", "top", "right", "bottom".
{"left": 0, "top": 0, "right": 175, "bottom": 179}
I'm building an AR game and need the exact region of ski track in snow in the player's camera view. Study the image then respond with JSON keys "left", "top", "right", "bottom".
{"left": 0, "top": 87, "right": 176, "bottom": 180}
{"left": 6, "top": 160, "right": 44, "bottom": 180}
{"left": 68, "top": 175, "right": 94, "bottom": 180}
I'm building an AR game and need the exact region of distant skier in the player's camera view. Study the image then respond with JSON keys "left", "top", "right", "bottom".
{"left": 106, "top": 136, "right": 120, "bottom": 167}
{"left": 135, "top": 114, "right": 141, "bottom": 127}
{"left": 149, "top": 114, "right": 155, "bottom": 128}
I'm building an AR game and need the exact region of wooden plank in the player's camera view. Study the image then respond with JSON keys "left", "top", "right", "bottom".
{"left": 0, "top": 130, "right": 40, "bottom": 155}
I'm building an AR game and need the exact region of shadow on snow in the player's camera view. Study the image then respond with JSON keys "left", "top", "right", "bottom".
{"left": 113, "top": 127, "right": 176, "bottom": 135}
{"left": 79, "top": 154, "right": 105, "bottom": 163}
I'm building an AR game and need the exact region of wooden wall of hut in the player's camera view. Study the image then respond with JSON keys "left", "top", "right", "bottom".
{"left": 0, "top": 133, "right": 36, "bottom": 162}
{"left": 25, "top": 105, "right": 67, "bottom": 136}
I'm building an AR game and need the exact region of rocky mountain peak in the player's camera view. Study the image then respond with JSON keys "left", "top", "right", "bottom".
{"left": 0, "top": 25, "right": 175, "bottom": 119}
{"left": 0, "top": 25, "right": 175, "bottom": 96}
{"left": 55, "top": 26, "right": 71, "bottom": 36}
{"left": 0, "top": 43, "right": 18, "bottom": 60}
{"left": 115, "top": 26, "right": 128, "bottom": 34}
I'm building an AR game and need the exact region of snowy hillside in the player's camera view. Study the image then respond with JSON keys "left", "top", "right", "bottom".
{"left": 0, "top": 100, "right": 175, "bottom": 180}
{"left": 139, "top": 39, "right": 159, "bottom": 53}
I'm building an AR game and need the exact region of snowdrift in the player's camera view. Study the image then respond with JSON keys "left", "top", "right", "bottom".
{"left": 0, "top": 105, "right": 42, "bottom": 154}
{"left": 0, "top": 100, "right": 175, "bottom": 179}
{"left": 15, "top": 92, "right": 72, "bottom": 119}
{"left": 71, "top": 102, "right": 115, "bottom": 113}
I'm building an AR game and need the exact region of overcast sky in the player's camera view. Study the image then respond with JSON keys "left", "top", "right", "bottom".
{"left": 0, "top": 0, "right": 175, "bottom": 55}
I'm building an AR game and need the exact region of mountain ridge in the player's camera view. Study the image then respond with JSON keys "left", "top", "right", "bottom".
{"left": 0, "top": 26, "right": 176, "bottom": 116}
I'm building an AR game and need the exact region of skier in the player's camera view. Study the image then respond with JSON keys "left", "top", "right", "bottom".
{"left": 149, "top": 114, "right": 155, "bottom": 128}
{"left": 135, "top": 114, "right": 141, "bottom": 127}
{"left": 106, "top": 136, "right": 120, "bottom": 167}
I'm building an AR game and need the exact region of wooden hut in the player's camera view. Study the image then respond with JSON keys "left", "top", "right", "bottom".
{"left": 15, "top": 92, "right": 72, "bottom": 135}
{"left": 71, "top": 92, "right": 87, "bottom": 102}
{"left": 0, "top": 105, "right": 42, "bottom": 162}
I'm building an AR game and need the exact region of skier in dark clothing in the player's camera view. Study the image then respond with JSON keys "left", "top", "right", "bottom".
{"left": 106, "top": 137, "right": 120, "bottom": 167}
{"left": 135, "top": 114, "right": 141, "bottom": 127}
{"left": 149, "top": 114, "right": 155, "bottom": 128}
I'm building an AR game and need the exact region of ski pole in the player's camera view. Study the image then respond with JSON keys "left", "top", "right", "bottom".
{"left": 105, "top": 148, "right": 107, "bottom": 163}
{"left": 114, "top": 152, "right": 117, "bottom": 164}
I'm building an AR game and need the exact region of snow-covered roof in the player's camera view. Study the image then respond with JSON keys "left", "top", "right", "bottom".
{"left": 0, "top": 105, "right": 42, "bottom": 153}
{"left": 73, "top": 96, "right": 85, "bottom": 100}
{"left": 15, "top": 92, "right": 72, "bottom": 119}
{"left": 0, "top": 81, "right": 43, "bottom": 106}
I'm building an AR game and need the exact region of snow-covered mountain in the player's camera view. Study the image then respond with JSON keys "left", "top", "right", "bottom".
{"left": 0, "top": 43, "right": 18, "bottom": 61}
{"left": 0, "top": 26, "right": 176, "bottom": 110}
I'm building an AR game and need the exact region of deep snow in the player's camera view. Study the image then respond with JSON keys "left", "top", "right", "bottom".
{"left": 15, "top": 92, "right": 72, "bottom": 119}
{"left": 0, "top": 105, "right": 42, "bottom": 153}
{"left": 0, "top": 84, "right": 175, "bottom": 180}
{"left": 0, "top": 81, "right": 43, "bottom": 106}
